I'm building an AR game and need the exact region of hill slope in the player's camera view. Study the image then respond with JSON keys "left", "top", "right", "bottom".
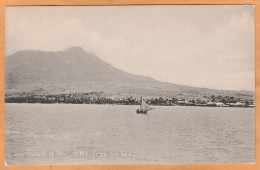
{"left": 5, "top": 47, "right": 254, "bottom": 99}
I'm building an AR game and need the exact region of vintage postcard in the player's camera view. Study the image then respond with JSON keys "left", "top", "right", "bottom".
{"left": 4, "top": 5, "right": 255, "bottom": 165}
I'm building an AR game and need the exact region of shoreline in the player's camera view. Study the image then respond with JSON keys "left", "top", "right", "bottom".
{"left": 4, "top": 102, "right": 255, "bottom": 108}
{"left": 5, "top": 92, "right": 255, "bottom": 108}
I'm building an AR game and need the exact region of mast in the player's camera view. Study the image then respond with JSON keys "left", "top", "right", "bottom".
{"left": 140, "top": 96, "right": 142, "bottom": 110}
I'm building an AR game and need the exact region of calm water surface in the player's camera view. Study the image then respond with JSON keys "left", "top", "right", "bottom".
{"left": 5, "top": 104, "right": 255, "bottom": 164}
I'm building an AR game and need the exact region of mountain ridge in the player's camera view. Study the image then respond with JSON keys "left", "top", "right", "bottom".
{"left": 5, "top": 47, "right": 254, "bottom": 100}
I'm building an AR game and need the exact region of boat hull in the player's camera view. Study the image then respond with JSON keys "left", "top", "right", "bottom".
{"left": 136, "top": 109, "right": 147, "bottom": 114}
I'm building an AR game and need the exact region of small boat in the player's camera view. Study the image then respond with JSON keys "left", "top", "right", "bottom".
{"left": 136, "top": 96, "right": 152, "bottom": 114}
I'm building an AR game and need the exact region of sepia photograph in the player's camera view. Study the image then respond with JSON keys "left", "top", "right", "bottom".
{"left": 4, "top": 5, "right": 255, "bottom": 165}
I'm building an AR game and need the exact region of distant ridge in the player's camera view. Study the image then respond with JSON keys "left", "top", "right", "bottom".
{"left": 5, "top": 47, "right": 254, "bottom": 100}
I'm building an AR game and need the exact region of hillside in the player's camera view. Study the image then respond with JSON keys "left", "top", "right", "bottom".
{"left": 5, "top": 47, "right": 254, "bottom": 100}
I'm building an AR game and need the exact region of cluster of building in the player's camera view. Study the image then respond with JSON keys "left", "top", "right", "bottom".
{"left": 175, "top": 99, "right": 255, "bottom": 107}
{"left": 174, "top": 95, "right": 255, "bottom": 107}
{"left": 5, "top": 92, "right": 255, "bottom": 108}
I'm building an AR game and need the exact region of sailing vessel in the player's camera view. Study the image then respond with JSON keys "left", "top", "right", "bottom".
{"left": 136, "top": 97, "right": 152, "bottom": 114}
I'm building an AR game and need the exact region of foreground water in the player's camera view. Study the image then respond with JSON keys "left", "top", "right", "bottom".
{"left": 5, "top": 104, "right": 255, "bottom": 165}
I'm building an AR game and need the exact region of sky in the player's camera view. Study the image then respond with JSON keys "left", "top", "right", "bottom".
{"left": 5, "top": 5, "right": 255, "bottom": 91}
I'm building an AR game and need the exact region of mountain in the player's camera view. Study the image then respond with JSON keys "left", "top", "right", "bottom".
{"left": 5, "top": 47, "right": 254, "bottom": 100}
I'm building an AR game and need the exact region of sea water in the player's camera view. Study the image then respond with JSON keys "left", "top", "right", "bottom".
{"left": 5, "top": 104, "right": 255, "bottom": 164}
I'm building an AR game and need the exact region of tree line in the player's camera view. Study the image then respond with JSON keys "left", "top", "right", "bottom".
{"left": 5, "top": 92, "right": 254, "bottom": 107}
